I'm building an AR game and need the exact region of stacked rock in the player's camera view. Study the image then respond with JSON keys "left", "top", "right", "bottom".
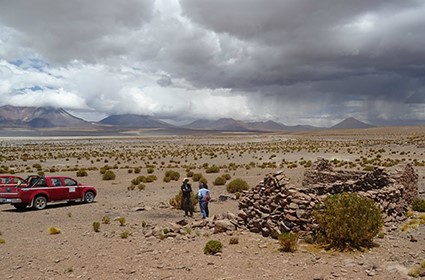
{"left": 237, "top": 159, "right": 418, "bottom": 238}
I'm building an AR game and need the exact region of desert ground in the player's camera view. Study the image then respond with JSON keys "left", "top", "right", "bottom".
{"left": 0, "top": 127, "right": 424, "bottom": 280}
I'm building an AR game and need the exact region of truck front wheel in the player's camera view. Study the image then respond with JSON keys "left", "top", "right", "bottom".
{"left": 84, "top": 191, "right": 95, "bottom": 203}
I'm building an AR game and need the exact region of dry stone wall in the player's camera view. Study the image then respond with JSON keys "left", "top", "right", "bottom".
{"left": 237, "top": 159, "right": 418, "bottom": 238}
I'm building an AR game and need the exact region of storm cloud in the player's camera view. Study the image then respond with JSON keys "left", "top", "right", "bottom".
{"left": 0, "top": 0, "right": 424, "bottom": 126}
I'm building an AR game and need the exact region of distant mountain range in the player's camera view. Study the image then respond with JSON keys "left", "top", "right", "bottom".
{"left": 0, "top": 105, "right": 376, "bottom": 132}
{"left": 182, "top": 118, "right": 320, "bottom": 132}
{"left": 0, "top": 105, "right": 91, "bottom": 128}
{"left": 99, "top": 114, "right": 175, "bottom": 128}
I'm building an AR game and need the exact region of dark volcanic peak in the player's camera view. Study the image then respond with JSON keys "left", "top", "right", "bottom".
{"left": 246, "top": 120, "right": 284, "bottom": 131}
{"left": 330, "top": 117, "right": 375, "bottom": 130}
{"left": 98, "top": 114, "right": 174, "bottom": 128}
{"left": 0, "top": 105, "right": 91, "bottom": 128}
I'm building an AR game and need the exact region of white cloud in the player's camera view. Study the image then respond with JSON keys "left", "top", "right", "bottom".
{"left": 0, "top": 0, "right": 424, "bottom": 126}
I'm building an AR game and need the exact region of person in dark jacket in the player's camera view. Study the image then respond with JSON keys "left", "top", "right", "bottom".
{"left": 181, "top": 178, "right": 193, "bottom": 217}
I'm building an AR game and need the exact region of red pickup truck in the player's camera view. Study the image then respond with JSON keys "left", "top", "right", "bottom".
{"left": 0, "top": 175, "right": 97, "bottom": 210}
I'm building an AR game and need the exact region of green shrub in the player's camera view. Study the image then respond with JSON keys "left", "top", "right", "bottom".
{"left": 48, "top": 226, "right": 61, "bottom": 235}
{"left": 76, "top": 169, "right": 88, "bottom": 177}
{"left": 102, "top": 170, "right": 116, "bottom": 180}
{"left": 169, "top": 190, "right": 197, "bottom": 210}
{"left": 0, "top": 238, "right": 5, "bottom": 244}
{"left": 99, "top": 165, "right": 111, "bottom": 174}
{"left": 226, "top": 178, "right": 249, "bottom": 194}
{"left": 134, "top": 167, "right": 141, "bottom": 174}
{"left": 411, "top": 197, "right": 425, "bottom": 212}
{"left": 147, "top": 167, "right": 154, "bottom": 174}
{"left": 120, "top": 231, "right": 129, "bottom": 239}
{"left": 206, "top": 165, "right": 220, "bottom": 173}
{"left": 192, "top": 173, "right": 203, "bottom": 182}
{"left": 204, "top": 240, "right": 223, "bottom": 255}
{"left": 164, "top": 170, "right": 180, "bottom": 181}
{"left": 118, "top": 217, "right": 126, "bottom": 226}
{"left": 163, "top": 176, "right": 171, "bottom": 183}
{"left": 102, "top": 216, "right": 110, "bottom": 224}
{"left": 278, "top": 232, "right": 299, "bottom": 252}
{"left": 408, "top": 266, "right": 421, "bottom": 278}
{"left": 92, "top": 222, "right": 100, "bottom": 232}
{"left": 33, "top": 163, "right": 42, "bottom": 170}
{"left": 137, "top": 184, "right": 146, "bottom": 191}
{"left": 229, "top": 237, "right": 239, "bottom": 245}
{"left": 186, "top": 171, "right": 194, "bottom": 177}
{"left": 363, "top": 165, "right": 375, "bottom": 171}
{"left": 145, "top": 175, "right": 157, "bottom": 183}
{"left": 222, "top": 173, "right": 231, "bottom": 180}
{"left": 314, "top": 192, "right": 384, "bottom": 250}
{"left": 213, "top": 176, "right": 227, "bottom": 186}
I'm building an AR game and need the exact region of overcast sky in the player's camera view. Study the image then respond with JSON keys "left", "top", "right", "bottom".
{"left": 0, "top": 0, "right": 424, "bottom": 126}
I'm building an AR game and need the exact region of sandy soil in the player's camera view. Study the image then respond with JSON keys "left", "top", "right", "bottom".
{"left": 0, "top": 130, "right": 424, "bottom": 280}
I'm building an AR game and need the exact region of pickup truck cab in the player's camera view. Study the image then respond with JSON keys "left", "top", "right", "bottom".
{"left": 0, "top": 175, "right": 97, "bottom": 210}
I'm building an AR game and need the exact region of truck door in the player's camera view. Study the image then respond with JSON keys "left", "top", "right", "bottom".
{"left": 64, "top": 177, "right": 81, "bottom": 200}
{"left": 48, "top": 177, "right": 69, "bottom": 201}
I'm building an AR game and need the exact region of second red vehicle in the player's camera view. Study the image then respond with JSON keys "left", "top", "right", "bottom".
{"left": 0, "top": 175, "right": 97, "bottom": 210}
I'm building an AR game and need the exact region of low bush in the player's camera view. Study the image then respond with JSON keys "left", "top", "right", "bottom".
{"left": 102, "top": 216, "right": 110, "bottom": 224}
{"left": 120, "top": 231, "right": 129, "bottom": 239}
{"left": 206, "top": 165, "right": 220, "bottom": 173}
{"left": 411, "top": 197, "right": 425, "bottom": 212}
{"left": 204, "top": 240, "right": 223, "bottom": 255}
{"left": 192, "top": 173, "right": 203, "bottom": 182}
{"left": 76, "top": 169, "right": 88, "bottom": 177}
{"left": 169, "top": 191, "right": 197, "bottom": 210}
{"left": 48, "top": 226, "right": 61, "bottom": 235}
{"left": 278, "top": 232, "right": 299, "bottom": 252}
{"left": 314, "top": 192, "right": 384, "bottom": 250}
{"left": 222, "top": 173, "right": 231, "bottom": 180}
{"left": 163, "top": 176, "right": 171, "bottom": 183}
{"left": 213, "top": 176, "right": 227, "bottom": 186}
{"left": 226, "top": 178, "right": 249, "bottom": 193}
{"left": 229, "top": 237, "right": 239, "bottom": 245}
{"left": 164, "top": 170, "right": 180, "bottom": 182}
{"left": 118, "top": 217, "right": 126, "bottom": 226}
{"left": 102, "top": 170, "right": 116, "bottom": 180}
{"left": 92, "top": 222, "right": 100, "bottom": 232}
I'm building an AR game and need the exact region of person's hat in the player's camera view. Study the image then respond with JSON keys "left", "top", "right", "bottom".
{"left": 183, "top": 177, "right": 189, "bottom": 182}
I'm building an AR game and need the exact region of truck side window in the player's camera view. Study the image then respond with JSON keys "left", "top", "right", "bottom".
{"left": 64, "top": 178, "right": 77, "bottom": 186}
{"left": 52, "top": 178, "right": 62, "bottom": 186}
{"left": 38, "top": 178, "right": 46, "bottom": 187}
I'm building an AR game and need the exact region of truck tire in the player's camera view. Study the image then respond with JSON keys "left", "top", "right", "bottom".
{"left": 33, "top": 196, "right": 47, "bottom": 210}
{"left": 84, "top": 191, "right": 95, "bottom": 203}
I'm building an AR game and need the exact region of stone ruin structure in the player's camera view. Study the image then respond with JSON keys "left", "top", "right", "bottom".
{"left": 237, "top": 159, "right": 419, "bottom": 238}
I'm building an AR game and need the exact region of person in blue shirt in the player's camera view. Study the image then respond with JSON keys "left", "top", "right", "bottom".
{"left": 197, "top": 182, "right": 210, "bottom": 219}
